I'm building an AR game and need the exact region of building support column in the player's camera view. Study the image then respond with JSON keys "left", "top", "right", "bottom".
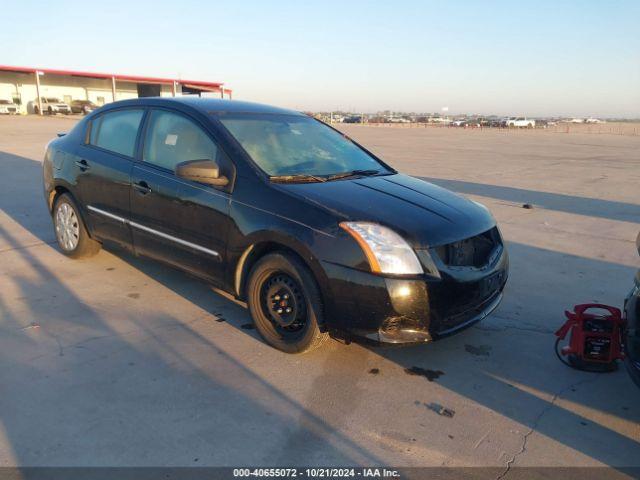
{"left": 111, "top": 76, "right": 117, "bottom": 102}
{"left": 220, "top": 87, "right": 224, "bottom": 99}
{"left": 34, "top": 71, "right": 43, "bottom": 115}
{"left": 171, "top": 81, "right": 177, "bottom": 97}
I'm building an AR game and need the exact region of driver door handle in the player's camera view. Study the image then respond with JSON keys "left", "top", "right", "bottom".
{"left": 75, "top": 159, "right": 90, "bottom": 171}
{"left": 133, "top": 181, "right": 152, "bottom": 195}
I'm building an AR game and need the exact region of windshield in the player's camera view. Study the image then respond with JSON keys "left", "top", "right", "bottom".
{"left": 45, "top": 97, "right": 60, "bottom": 102}
{"left": 0, "top": 100, "right": 10, "bottom": 104}
{"left": 218, "top": 114, "right": 390, "bottom": 178}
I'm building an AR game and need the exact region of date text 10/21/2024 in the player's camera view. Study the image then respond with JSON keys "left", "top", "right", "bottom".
{"left": 232, "top": 468, "right": 401, "bottom": 478}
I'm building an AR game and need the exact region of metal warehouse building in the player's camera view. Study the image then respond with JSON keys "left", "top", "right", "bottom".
{"left": 0, "top": 65, "right": 232, "bottom": 115}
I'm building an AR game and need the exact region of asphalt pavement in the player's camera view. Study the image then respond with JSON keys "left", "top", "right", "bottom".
{"left": 1, "top": 116, "right": 639, "bottom": 473}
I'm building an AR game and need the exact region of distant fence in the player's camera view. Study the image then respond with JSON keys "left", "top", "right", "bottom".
{"left": 337, "top": 122, "right": 640, "bottom": 136}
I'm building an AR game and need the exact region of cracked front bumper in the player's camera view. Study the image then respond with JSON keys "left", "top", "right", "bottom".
{"left": 320, "top": 245, "right": 509, "bottom": 344}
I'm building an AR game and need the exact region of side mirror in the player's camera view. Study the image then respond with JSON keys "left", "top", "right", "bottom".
{"left": 175, "top": 159, "right": 229, "bottom": 187}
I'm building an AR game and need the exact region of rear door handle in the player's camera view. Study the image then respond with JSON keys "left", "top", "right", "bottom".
{"left": 133, "top": 181, "right": 152, "bottom": 195}
{"left": 75, "top": 159, "right": 90, "bottom": 171}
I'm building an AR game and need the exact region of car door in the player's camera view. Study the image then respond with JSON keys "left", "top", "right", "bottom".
{"left": 130, "top": 108, "right": 233, "bottom": 284}
{"left": 75, "top": 108, "right": 145, "bottom": 247}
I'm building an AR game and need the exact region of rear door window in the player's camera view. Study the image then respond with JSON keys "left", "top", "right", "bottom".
{"left": 90, "top": 109, "right": 144, "bottom": 157}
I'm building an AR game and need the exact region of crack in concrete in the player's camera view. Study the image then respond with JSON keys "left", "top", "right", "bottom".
{"left": 495, "top": 374, "right": 600, "bottom": 479}
{"left": 25, "top": 312, "right": 214, "bottom": 363}
{"left": 473, "top": 320, "right": 554, "bottom": 335}
{"left": 0, "top": 240, "right": 57, "bottom": 254}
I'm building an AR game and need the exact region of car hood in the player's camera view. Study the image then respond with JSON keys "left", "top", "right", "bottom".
{"left": 277, "top": 173, "right": 496, "bottom": 248}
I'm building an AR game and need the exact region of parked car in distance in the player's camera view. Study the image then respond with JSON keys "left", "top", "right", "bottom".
{"left": 342, "top": 115, "right": 362, "bottom": 124}
{"left": 71, "top": 100, "right": 99, "bottom": 115}
{"left": 464, "top": 118, "right": 482, "bottom": 128}
{"left": 35, "top": 97, "right": 71, "bottom": 115}
{"left": 507, "top": 117, "right": 535, "bottom": 128}
{"left": 0, "top": 99, "right": 19, "bottom": 114}
{"left": 43, "top": 98, "right": 508, "bottom": 353}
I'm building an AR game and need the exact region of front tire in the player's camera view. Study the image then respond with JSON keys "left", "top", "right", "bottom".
{"left": 247, "top": 253, "right": 329, "bottom": 353}
{"left": 53, "top": 193, "right": 101, "bottom": 258}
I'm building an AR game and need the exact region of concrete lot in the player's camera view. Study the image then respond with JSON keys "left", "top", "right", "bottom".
{"left": 0, "top": 115, "right": 639, "bottom": 472}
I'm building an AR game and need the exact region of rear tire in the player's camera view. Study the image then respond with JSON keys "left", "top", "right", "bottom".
{"left": 52, "top": 193, "right": 101, "bottom": 258}
{"left": 247, "top": 253, "right": 329, "bottom": 353}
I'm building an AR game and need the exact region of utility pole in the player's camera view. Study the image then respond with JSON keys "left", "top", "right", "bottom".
{"left": 34, "top": 71, "right": 43, "bottom": 115}
{"left": 111, "top": 77, "right": 117, "bottom": 102}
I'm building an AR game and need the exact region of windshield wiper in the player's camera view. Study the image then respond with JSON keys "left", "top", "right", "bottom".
{"left": 269, "top": 174, "right": 327, "bottom": 183}
{"left": 325, "top": 169, "right": 383, "bottom": 181}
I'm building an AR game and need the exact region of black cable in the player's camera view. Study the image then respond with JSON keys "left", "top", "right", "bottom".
{"left": 555, "top": 337, "right": 575, "bottom": 369}
{"left": 555, "top": 337, "right": 617, "bottom": 372}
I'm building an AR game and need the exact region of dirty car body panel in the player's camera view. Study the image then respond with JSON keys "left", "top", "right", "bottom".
{"left": 624, "top": 232, "right": 640, "bottom": 387}
{"left": 42, "top": 97, "right": 508, "bottom": 346}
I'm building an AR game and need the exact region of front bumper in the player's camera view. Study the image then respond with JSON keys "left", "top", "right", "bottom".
{"left": 321, "top": 244, "right": 509, "bottom": 344}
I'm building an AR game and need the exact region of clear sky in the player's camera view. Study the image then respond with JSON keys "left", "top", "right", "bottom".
{"left": 2, "top": 0, "right": 639, "bottom": 117}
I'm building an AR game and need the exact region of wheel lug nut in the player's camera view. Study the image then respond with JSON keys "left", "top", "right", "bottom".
{"left": 277, "top": 308, "right": 283, "bottom": 314}
{"left": 286, "top": 307, "right": 292, "bottom": 313}
{"left": 283, "top": 294, "right": 289, "bottom": 299}
{"left": 274, "top": 295, "right": 281, "bottom": 300}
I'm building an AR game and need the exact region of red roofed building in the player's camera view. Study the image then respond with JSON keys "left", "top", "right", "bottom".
{"left": 0, "top": 65, "right": 232, "bottom": 115}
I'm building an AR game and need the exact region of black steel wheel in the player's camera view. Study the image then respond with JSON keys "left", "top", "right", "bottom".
{"left": 247, "top": 253, "right": 329, "bottom": 353}
{"left": 260, "top": 272, "right": 307, "bottom": 333}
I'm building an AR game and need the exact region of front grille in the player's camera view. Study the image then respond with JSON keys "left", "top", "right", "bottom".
{"left": 435, "top": 227, "right": 500, "bottom": 268}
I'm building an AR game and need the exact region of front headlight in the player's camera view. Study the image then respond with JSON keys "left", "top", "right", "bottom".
{"left": 340, "top": 222, "right": 423, "bottom": 275}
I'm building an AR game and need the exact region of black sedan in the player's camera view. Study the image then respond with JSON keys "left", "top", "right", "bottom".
{"left": 624, "top": 232, "right": 640, "bottom": 387}
{"left": 43, "top": 98, "right": 508, "bottom": 353}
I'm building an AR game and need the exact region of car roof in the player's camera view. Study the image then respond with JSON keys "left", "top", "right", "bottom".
{"left": 101, "top": 97, "right": 304, "bottom": 116}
